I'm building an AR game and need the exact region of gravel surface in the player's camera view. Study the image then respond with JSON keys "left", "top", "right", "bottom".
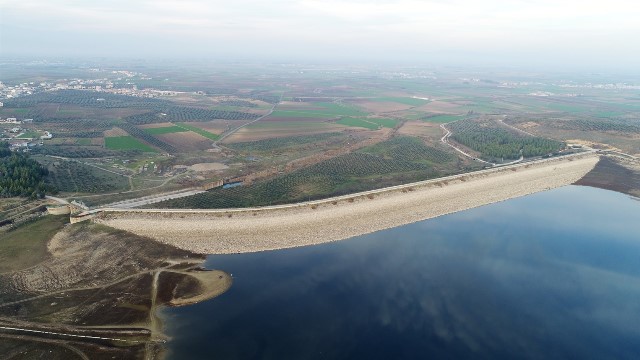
{"left": 96, "top": 155, "right": 599, "bottom": 254}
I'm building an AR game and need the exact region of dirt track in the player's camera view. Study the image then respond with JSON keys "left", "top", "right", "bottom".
{"left": 96, "top": 154, "right": 599, "bottom": 254}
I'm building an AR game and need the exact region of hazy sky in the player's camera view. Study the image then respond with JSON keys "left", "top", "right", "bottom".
{"left": 1, "top": 0, "right": 638, "bottom": 69}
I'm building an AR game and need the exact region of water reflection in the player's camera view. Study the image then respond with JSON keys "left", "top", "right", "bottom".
{"left": 165, "top": 186, "right": 640, "bottom": 359}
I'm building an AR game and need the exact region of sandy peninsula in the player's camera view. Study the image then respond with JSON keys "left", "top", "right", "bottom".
{"left": 95, "top": 154, "right": 599, "bottom": 254}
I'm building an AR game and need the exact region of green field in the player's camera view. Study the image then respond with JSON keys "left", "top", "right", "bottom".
{"left": 247, "top": 121, "right": 333, "bottom": 129}
{"left": 546, "top": 103, "right": 591, "bottom": 113}
{"left": 463, "top": 101, "right": 500, "bottom": 113}
{"left": 144, "top": 125, "right": 190, "bottom": 135}
{"left": 76, "top": 138, "right": 91, "bottom": 145}
{"left": 368, "top": 118, "right": 398, "bottom": 128}
{"left": 105, "top": 136, "right": 157, "bottom": 152}
{"left": 337, "top": 117, "right": 379, "bottom": 130}
{"left": 0, "top": 215, "right": 68, "bottom": 273}
{"left": 594, "top": 111, "right": 626, "bottom": 118}
{"left": 17, "top": 131, "right": 40, "bottom": 139}
{"left": 375, "top": 97, "right": 430, "bottom": 106}
{"left": 336, "top": 117, "right": 396, "bottom": 130}
{"left": 228, "top": 133, "right": 343, "bottom": 152}
{"left": 272, "top": 102, "right": 367, "bottom": 118}
{"left": 175, "top": 123, "right": 220, "bottom": 140}
{"left": 422, "top": 115, "right": 463, "bottom": 123}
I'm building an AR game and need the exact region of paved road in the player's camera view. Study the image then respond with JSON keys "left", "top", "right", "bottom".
{"left": 93, "top": 151, "right": 597, "bottom": 215}
{"left": 439, "top": 123, "right": 496, "bottom": 166}
{"left": 0, "top": 325, "right": 139, "bottom": 343}
{"left": 100, "top": 189, "right": 205, "bottom": 209}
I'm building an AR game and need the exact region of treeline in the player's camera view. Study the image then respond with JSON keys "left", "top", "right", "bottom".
{"left": 449, "top": 120, "right": 563, "bottom": 161}
{"left": 0, "top": 142, "right": 55, "bottom": 198}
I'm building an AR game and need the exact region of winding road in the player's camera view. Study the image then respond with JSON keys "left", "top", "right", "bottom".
{"left": 440, "top": 120, "right": 525, "bottom": 167}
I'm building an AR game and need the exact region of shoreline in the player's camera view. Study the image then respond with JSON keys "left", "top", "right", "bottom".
{"left": 96, "top": 154, "right": 599, "bottom": 254}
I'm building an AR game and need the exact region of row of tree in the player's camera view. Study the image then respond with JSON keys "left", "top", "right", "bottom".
{"left": 449, "top": 120, "right": 563, "bottom": 161}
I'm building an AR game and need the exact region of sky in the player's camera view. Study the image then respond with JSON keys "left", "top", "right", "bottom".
{"left": 1, "top": 0, "right": 639, "bottom": 70}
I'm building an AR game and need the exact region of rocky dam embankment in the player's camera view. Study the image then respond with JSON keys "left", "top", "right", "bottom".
{"left": 95, "top": 153, "right": 600, "bottom": 254}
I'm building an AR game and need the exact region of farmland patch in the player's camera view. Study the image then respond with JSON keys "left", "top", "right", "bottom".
{"left": 175, "top": 123, "right": 221, "bottom": 140}
{"left": 144, "top": 125, "right": 190, "bottom": 135}
{"left": 154, "top": 132, "right": 213, "bottom": 151}
{"left": 105, "top": 136, "right": 157, "bottom": 152}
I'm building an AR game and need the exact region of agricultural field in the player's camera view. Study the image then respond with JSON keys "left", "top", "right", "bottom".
{"left": 117, "top": 123, "right": 176, "bottom": 152}
{"left": 3, "top": 62, "right": 640, "bottom": 209}
{"left": 144, "top": 125, "right": 190, "bottom": 135}
{"left": 336, "top": 117, "right": 379, "bottom": 130}
{"left": 175, "top": 123, "right": 221, "bottom": 140}
{"left": 156, "top": 135, "right": 464, "bottom": 209}
{"left": 37, "top": 157, "right": 131, "bottom": 194}
{"left": 228, "top": 132, "right": 345, "bottom": 153}
{"left": 105, "top": 136, "right": 158, "bottom": 152}
{"left": 374, "top": 97, "right": 431, "bottom": 107}
{"left": 396, "top": 121, "right": 444, "bottom": 141}
{"left": 225, "top": 120, "right": 347, "bottom": 142}
{"left": 336, "top": 117, "right": 399, "bottom": 129}
{"left": 76, "top": 138, "right": 92, "bottom": 145}
{"left": 362, "top": 136, "right": 457, "bottom": 165}
{"left": 154, "top": 131, "right": 213, "bottom": 151}
{"left": 272, "top": 101, "right": 367, "bottom": 118}
{"left": 421, "top": 114, "right": 464, "bottom": 123}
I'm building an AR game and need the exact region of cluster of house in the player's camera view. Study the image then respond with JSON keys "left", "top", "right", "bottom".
{"left": 1, "top": 117, "right": 52, "bottom": 151}
{"left": 0, "top": 70, "right": 180, "bottom": 101}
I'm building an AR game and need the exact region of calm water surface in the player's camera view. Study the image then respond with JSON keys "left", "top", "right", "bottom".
{"left": 164, "top": 186, "right": 640, "bottom": 359}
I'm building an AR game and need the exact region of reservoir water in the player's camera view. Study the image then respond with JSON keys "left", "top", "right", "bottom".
{"left": 164, "top": 186, "right": 640, "bottom": 359}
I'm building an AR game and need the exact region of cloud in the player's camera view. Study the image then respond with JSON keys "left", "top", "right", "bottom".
{"left": 1, "top": 0, "right": 638, "bottom": 67}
